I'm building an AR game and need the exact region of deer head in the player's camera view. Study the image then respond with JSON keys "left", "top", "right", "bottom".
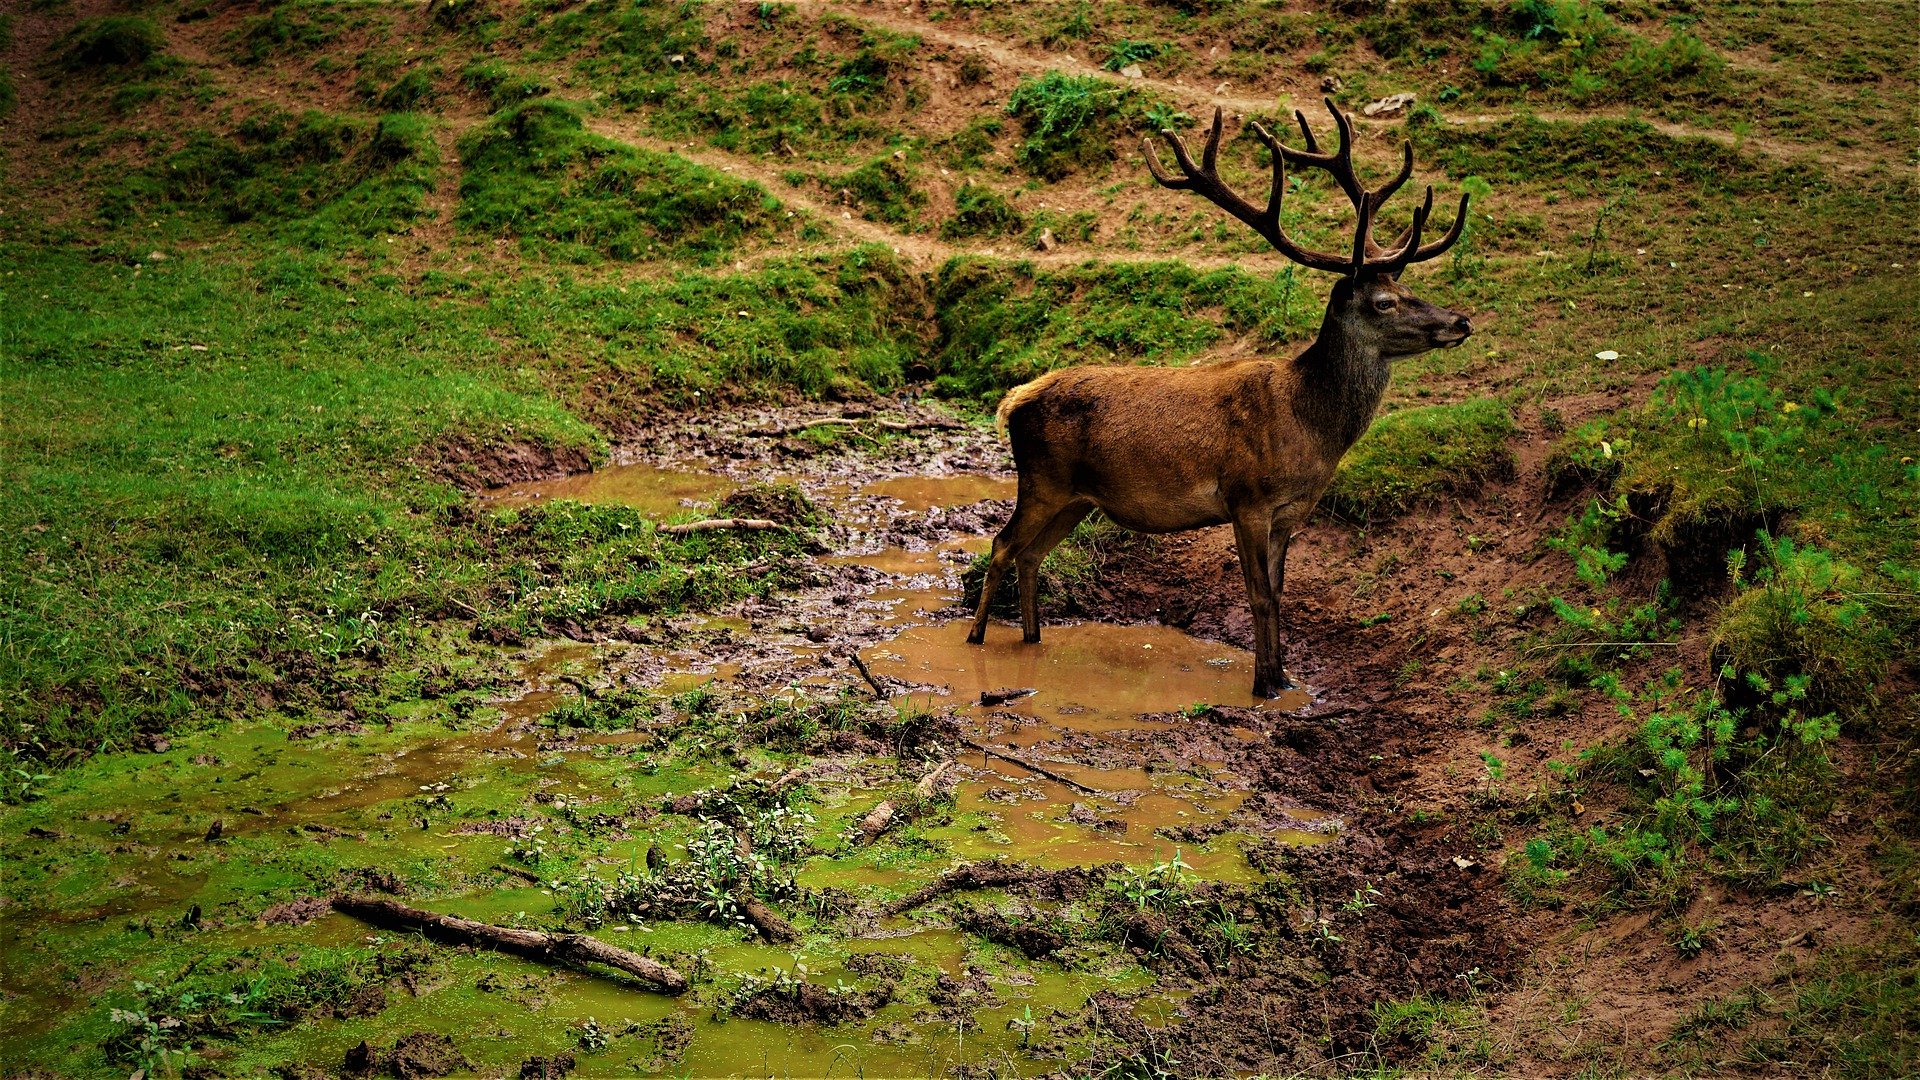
{"left": 1143, "top": 99, "right": 1472, "bottom": 361}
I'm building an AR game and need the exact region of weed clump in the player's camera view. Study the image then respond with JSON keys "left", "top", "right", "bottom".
{"left": 940, "top": 182, "right": 1023, "bottom": 240}
{"left": 1005, "top": 72, "right": 1185, "bottom": 179}
{"left": 1322, "top": 399, "right": 1516, "bottom": 522}
{"left": 1714, "top": 536, "right": 1888, "bottom": 723}
{"left": 718, "top": 483, "right": 823, "bottom": 530}
{"left": 838, "top": 153, "right": 925, "bottom": 226}
{"left": 58, "top": 16, "right": 167, "bottom": 70}
{"left": 458, "top": 99, "right": 783, "bottom": 264}
{"left": 962, "top": 512, "right": 1143, "bottom": 617}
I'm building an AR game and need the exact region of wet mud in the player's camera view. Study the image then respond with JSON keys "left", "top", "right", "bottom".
{"left": 0, "top": 401, "right": 1515, "bottom": 1078}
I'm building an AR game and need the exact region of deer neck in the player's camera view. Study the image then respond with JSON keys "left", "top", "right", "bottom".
{"left": 1290, "top": 304, "right": 1392, "bottom": 454}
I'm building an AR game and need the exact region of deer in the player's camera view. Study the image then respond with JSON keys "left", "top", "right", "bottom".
{"left": 966, "top": 99, "right": 1473, "bottom": 699}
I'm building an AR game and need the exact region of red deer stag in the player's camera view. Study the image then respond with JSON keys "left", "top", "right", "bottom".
{"left": 967, "top": 99, "right": 1472, "bottom": 698}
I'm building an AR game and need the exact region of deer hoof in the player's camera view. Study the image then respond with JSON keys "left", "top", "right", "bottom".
{"left": 966, "top": 629, "right": 986, "bottom": 645}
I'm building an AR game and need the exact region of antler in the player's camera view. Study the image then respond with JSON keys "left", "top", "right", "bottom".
{"left": 1144, "top": 99, "right": 1469, "bottom": 277}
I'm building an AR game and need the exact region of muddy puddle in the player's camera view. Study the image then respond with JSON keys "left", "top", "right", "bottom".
{"left": 0, "top": 421, "right": 1338, "bottom": 1077}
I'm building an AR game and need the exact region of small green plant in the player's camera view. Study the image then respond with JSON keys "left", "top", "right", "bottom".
{"left": 1114, "top": 848, "right": 1193, "bottom": 912}
{"left": 1102, "top": 40, "right": 1167, "bottom": 72}
{"left": 1007, "top": 1004, "right": 1037, "bottom": 1047}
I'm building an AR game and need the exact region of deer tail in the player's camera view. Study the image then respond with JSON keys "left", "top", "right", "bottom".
{"left": 994, "top": 375, "right": 1055, "bottom": 434}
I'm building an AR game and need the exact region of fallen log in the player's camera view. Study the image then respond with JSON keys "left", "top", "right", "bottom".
{"left": 738, "top": 893, "right": 800, "bottom": 944}
{"left": 331, "top": 896, "right": 688, "bottom": 993}
{"left": 657, "top": 518, "right": 783, "bottom": 535}
{"left": 960, "top": 738, "right": 1101, "bottom": 796}
{"left": 855, "top": 800, "right": 897, "bottom": 845}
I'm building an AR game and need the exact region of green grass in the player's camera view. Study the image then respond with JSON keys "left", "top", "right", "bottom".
{"left": 930, "top": 258, "right": 1313, "bottom": 403}
{"left": 104, "top": 108, "right": 439, "bottom": 246}
{"left": 1321, "top": 399, "right": 1517, "bottom": 522}
{"left": 0, "top": 246, "right": 832, "bottom": 776}
{"left": 456, "top": 99, "right": 788, "bottom": 264}
{"left": 1005, "top": 71, "right": 1186, "bottom": 180}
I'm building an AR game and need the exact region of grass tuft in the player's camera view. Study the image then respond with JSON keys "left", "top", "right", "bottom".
{"left": 1322, "top": 399, "right": 1517, "bottom": 522}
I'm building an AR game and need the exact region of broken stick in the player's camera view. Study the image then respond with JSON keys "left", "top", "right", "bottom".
{"left": 331, "top": 896, "right": 688, "bottom": 993}
{"left": 657, "top": 518, "right": 783, "bottom": 535}
{"left": 849, "top": 652, "right": 887, "bottom": 699}
{"left": 960, "top": 738, "right": 1100, "bottom": 796}
{"left": 881, "top": 859, "right": 1045, "bottom": 917}
{"left": 914, "top": 760, "right": 955, "bottom": 801}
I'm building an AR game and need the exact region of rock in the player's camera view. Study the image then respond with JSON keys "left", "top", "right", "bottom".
{"left": 1363, "top": 92, "right": 1417, "bottom": 118}
{"left": 1321, "top": 75, "right": 1344, "bottom": 94}
{"left": 1035, "top": 227, "right": 1056, "bottom": 252}
{"left": 147, "top": 250, "right": 167, "bottom": 261}
{"left": 1118, "top": 64, "right": 1144, "bottom": 79}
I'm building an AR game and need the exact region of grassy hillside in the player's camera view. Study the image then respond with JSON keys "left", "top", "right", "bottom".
{"left": 2, "top": 0, "right": 1915, "bottom": 1075}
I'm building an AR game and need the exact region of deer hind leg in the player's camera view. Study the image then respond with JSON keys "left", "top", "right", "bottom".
{"left": 967, "top": 496, "right": 1066, "bottom": 645}
{"left": 1015, "top": 502, "right": 1094, "bottom": 643}
{"left": 1230, "top": 512, "right": 1291, "bottom": 698}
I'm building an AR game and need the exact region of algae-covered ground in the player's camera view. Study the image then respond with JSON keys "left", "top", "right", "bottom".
{"left": 3, "top": 1, "right": 1917, "bottom": 1077}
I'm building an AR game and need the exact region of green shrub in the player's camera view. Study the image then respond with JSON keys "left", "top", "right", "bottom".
{"left": 1612, "top": 30, "right": 1724, "bottom": 97}
{"left": 106, "top": 109, "right": 439, "bottom": 244}
{"left": 1321, "top": 399, "right": 1516, "bottom": 522}
{"left": 228, "top": 6, "right": 334, "bottom": 65}
{"left": 372, "top": 65, "right": 438, "bottom": 111}
{"left": 1102, "top": 40, "right": 1168, "bottom": 72}
{"left": 1715, "top": 535, "right": 1888, "bottom": 723}
{"left": 58, "top": 16, "right": 166, "bottom": 69}
{"left": 962, "top": 512, "right": 1142, "bottom": 617}
{"left": 461, "top": 59, "right": 548, "bottom": 112}
{"left": 940, "top": 182, "right": 1023, "bottom": 239}
{"left": 1554, "top": 366, "right": 1831, "bottom": 589}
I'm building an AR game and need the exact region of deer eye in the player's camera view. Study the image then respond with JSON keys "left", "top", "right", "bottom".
{"left": 1372, "top": 296, "right": 1397, "bottom": 312}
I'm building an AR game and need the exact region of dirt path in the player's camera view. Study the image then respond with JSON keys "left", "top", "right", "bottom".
{"left": 823, "top": 1, "right": 1893, "bottom": 176}
{"left": 583, "top": 111, "right": 1310, "bottom": 272}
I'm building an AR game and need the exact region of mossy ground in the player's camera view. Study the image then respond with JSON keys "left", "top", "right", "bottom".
{"left": 3, "top": 0, "right": 1916, "bottom": 1075}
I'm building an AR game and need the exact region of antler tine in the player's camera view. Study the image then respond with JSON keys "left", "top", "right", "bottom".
{"left": 1374, "top": 190, "right": 1433, "bottom": 276}
{"left": 1404, "top": 191, "right": 1472, "bottom": 264}
{"left": 1371, "top": 185, "right": 1435, "bottom": 264}
{"left": 1143, "top": 108, "right": 1351, "bottom": 274}
{"left": 1200, "top": 107, "right": 1224, "bottom": 174}
{"left": 1246, "top": 119, "right": 1286, "bottom": 220}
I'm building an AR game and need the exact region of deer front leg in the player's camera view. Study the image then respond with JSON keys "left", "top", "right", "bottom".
{"left": 1230, "top": 513, "right": 1290, "bottom": 698}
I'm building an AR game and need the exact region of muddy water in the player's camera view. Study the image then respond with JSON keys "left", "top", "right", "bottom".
{"left": 0, "top": 448, "right": 1334, "bottom": 1077}
{"left": 483, "top": 461, "right": 734, "bottom": 516}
